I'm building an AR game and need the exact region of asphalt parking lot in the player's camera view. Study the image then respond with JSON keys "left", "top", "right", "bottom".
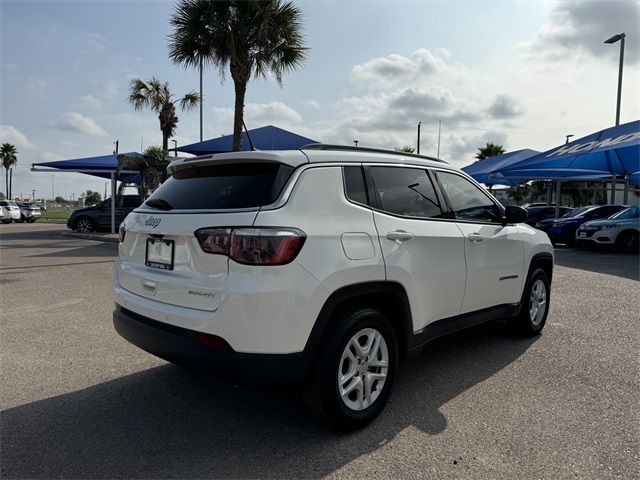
{"left": 1, "top": 223, "right": 638, "bottom": 479}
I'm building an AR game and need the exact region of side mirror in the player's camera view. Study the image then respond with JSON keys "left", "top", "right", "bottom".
{"left": 504, "top": 205, "right": 528, "bottom": 224}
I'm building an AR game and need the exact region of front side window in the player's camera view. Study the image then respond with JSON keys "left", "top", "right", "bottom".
{"left": 436, "top": 171, "right": 502, "bottom": 223}
{"left": 371, "top": 166, "right": 443, "bottom": 218}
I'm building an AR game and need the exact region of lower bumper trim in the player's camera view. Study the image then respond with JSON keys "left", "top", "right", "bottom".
{"left": 113, "top": 305, "right": 311, "bottom": 384}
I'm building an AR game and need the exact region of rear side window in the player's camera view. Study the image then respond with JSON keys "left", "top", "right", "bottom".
{"left": 343, "top": 166, "right": 368, "bottom": 205}
{"left": 143, "top": 163, "right": 293, "bottom": 210}
{"left": 371, "top": 166, "right": 443, "bottom": 218}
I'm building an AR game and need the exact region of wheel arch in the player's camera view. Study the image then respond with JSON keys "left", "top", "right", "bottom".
{"left": 528, "top": 252, "right": 553, "bottom": 284}
{"left": 304, "top": 281, "right": 413, "bottom": 364}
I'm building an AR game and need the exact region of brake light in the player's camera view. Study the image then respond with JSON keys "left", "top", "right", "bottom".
{"left": 195, "top": 227, "right": 306, "bottom": 265}
{"left": 119, "top": 224, "right": 126, "bottom": 243}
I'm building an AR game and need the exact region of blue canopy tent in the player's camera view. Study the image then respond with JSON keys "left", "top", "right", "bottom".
{"left": 177, "top": 125, "right": 318, "bottom": 155}
{"left": 494, "top": 120, "right": 639, "bottom": 198}
{"left": 462, "top": 149, "right": 540, "bottom": 186}
{"left": 492, "top": 120, "right": 640, "bottom": 216}
{"left": 31, "top": 152, "right": 143, "bottom": 233}
{"left": 32, "top": 152, "right": 143, "bottom": 181}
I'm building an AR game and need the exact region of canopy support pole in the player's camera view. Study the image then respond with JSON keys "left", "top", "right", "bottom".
{"left": 111, "top": 172, "right": 116, "bottom": 234}
{"left": 555, "top": 180, "right": 562, "bottom": 218}
{"left": 610, "top": 180, "right": 616, "bottom": 204}
{"left": 623, "top": 175, "right": 629, "bottom": 204}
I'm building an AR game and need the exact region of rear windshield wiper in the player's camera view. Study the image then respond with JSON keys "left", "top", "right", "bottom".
{"left": 145, "top": 198, "right": 173, "bottom": 211}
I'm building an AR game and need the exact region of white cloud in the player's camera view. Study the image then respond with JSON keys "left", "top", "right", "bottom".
{"left": 86, "top": 32, "right": 108, "bottom": 51}
{"left": 3, "top": 63, "right": 19, "bottom": 73}
{"left": 303, "top": 100, "right": 320, "bottom": 109}
{"left": 487, "top": 95, "right": 525, "bottom": 119}
{"left": 0, "top": 125, "right": 36, "bottom": 149}
{"left": 79, "top": 94, "right": 102, "bottom": 109}
{"left": 60, "top": 140, "right": 80, "bottom": 148}
{"left": 52, "top": 112, "right": 109, "bottom": 137}
{"left": 520, "top": 0, "right": 639, "bottom": 64}
{"left": 25, "top": 77, "right": 50, "bottom": 96}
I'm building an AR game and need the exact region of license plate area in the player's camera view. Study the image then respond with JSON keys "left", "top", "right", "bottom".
{"left": 579, "top": 232, "right": 587, "bottom": 238}
{"left": 145, "top": 238, "right": 175, "bottom": 270}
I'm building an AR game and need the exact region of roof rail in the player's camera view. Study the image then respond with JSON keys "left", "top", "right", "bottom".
{"left": 300, "top": 143, "right": 447, "bottom": 163}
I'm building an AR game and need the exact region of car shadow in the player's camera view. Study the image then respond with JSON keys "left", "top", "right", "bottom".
{"left": 1, "top": 323, "right": 536, "bottom": 479}
{"left": 554, "top": 246, "right": 639, "bottom": 281}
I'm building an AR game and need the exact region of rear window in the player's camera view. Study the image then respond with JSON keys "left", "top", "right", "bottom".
{"left": 143, "top": 163, "right": 294, "bottom": 210}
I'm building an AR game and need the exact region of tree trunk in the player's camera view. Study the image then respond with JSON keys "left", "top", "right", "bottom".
{"left": 232, "top": 80, "right": 247, "bottom": 152}
{"left": 9, "top": 168, "right": 12, "bottom": 199}
{"left": 5, "top": 169, "right": 8, "bottom": 199}
{"left": 230, "top": 58, "right": 251, "bottom": 152}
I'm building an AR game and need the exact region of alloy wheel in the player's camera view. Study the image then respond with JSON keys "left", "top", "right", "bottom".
{"left": 529, "top": 279, "right": 547, "bottom": 326}
{"left": 338, "top": 328, "right": 389, "bottom": 411}
{"left": 76, "top": 219, "right": 93, "bottom": 233}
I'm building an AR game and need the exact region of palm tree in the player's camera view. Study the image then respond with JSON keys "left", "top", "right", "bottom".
{"left": 395, "top": 145, "right": 416, "bottom": 153}
{"left": 118, "top": 146, "right": 171, "bottom": 197}
{"left": 1, "top": 143, "right": 17, "bottom": 199}
{"left": 475, "top": 142, "right": 505, "bottom": 160}
{"left": 169, "top": 0, "right": 308, "bottom": 151}
{"left": 128, "top": 77, "right": 200, "bottom": 152}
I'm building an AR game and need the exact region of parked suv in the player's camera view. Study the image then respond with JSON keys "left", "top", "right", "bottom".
{"left": 575, "top": 205, "right": 639, "bottom": 252}
{"left": 0, "top": 200, "right": 21, "bottom": 223}
{"left": 67, "top": 195, "right": 143, "bottom": 232}
{"left": 16, "top": 201, "right": 42, "bottom": 223}
{"left": 113, "top": 145, "right": 554, "bottom": 430}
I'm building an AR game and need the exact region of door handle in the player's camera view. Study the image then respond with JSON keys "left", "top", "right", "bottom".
{"left": 386, "top": 230, "right": 415, "bottom": 243}
{"left": 468, "top": 232, "right": 485, "bottom": 244}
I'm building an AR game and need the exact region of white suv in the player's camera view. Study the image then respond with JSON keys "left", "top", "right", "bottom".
{"left": 113, "top": 145, "right": 554, "bottom": 430}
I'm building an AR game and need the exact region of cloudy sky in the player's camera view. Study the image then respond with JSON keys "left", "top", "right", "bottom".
{"left": 1, "top": 0, "right": 639, "bottom": 200}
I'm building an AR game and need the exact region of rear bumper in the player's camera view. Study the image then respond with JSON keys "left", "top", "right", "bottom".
{"left": 113, "top": 304, "right": 312, "bottom": 384}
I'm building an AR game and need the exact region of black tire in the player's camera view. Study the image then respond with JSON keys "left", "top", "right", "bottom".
{"left": 615, "top": 231, "right": 639, "bottom": 253}
{"left": 27, "top": 218, "right": 36, "bottom": 223}
{"left": 514, "top": 268, "right": 551, "bottom": 336}
{"left": 1, "top": 219, "right": 11, "bottom": 224}
{"left": 74, "top": 217, "right": 95, "bottom": 233}
{"left": 304, "top": 308, "right": 398, "bottom": 431}
{"left": 17, "top": 215, "right": 25, "bottom": 223}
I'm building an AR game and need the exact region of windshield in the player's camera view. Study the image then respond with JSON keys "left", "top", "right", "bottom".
{"left": 609, "top": 206, "right": 639, "bottom": 220}
{"left": 561, "top": 206, "right": 593, "bottom": 218}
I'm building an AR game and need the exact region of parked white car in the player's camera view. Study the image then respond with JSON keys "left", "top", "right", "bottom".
{"left": 575, "top": 205, "right": 639, "bottom": 252}
{"left": 16, "top": 202, "right": 42, "bottom": 223}
{"left": 113, "top": 145, "right": 554, "bottom": 430}
{"left": 0, "top": 200, "right": 21, "bottom": 223}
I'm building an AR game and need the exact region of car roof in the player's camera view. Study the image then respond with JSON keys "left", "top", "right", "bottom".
{"left": 168, "top": 144, "right": 455, "bottom": 174}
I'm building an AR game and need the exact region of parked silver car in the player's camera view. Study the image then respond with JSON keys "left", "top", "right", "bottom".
{"left": 16, "top": 202, "right": 42, "bottom": 223}
{"left": 575, "top": 205, "right": 639, "bottom": 252}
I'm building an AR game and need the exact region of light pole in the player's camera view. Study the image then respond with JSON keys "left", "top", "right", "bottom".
{"left": 172, "top": 139, "right": 178, "bottom": 157}
{"left": 604, "top": 33, "right": 626, "bottom": 126}
{"left": 604, "top": 32, "right": 626, "bottom": 204}
{"left": 565, "top": 134, "right": 574, "bottom": 144}
{"left": 416, "top": 122, "right": 421, "bottom": 154}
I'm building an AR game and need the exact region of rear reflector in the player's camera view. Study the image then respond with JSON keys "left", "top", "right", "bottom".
{"left": 197, "top": 332, "right": 234, "bottom": 351}
{"left": 195, "top": 227, "right": 306, "bottom": 265}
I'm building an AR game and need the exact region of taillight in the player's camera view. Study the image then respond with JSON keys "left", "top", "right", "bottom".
{"left": 195, "top": 227, "right": 306, "bottom": 265}
{"left": 119, "top": 224, "right": 126, "bottom": 243}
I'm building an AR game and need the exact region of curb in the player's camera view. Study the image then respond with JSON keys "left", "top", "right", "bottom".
{"left": 59, "top": 231, "right": 119, "bottom": 243}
